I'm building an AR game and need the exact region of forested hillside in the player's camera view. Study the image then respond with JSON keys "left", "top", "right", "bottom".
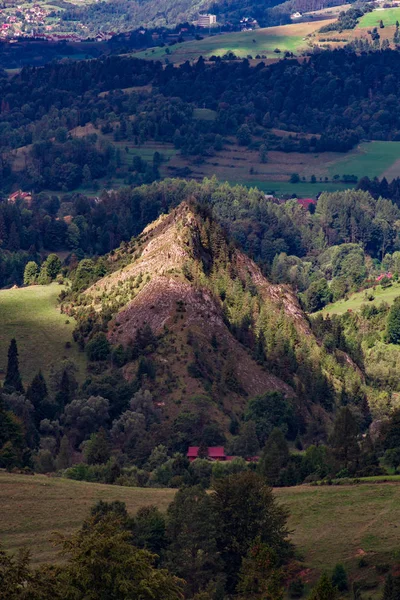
{"left": 60, "top": 0, "right": 339, "bottom": 32}
{"left": 3, "top": 181, "right": 400, "bottom": 489}
{"left": 0, "top": 49, "right": 399, "bottom": 206}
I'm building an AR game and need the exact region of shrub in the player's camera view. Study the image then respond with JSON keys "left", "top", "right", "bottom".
{"left": 289, "top": 578, "right": 305, "bottom": 598}
{"left": 86, "top": 333, "right": 111, "bottom": 361}
{"left": 332, "top": 563, "right": 348, "bottom": 591}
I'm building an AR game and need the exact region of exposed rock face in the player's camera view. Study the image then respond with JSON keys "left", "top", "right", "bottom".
{"left": 80, "top": 201, "right": 352, "bottom": 424}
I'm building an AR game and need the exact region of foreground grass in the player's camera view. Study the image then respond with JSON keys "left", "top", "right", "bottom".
{"left": 0, "top": 283, "right": 86, "bottom": 385}
{"left": 0, "top": 473, "right": 175, "bottom": 565}
{"left": 2, "top": 471, "right": 400, "bottom": 592}
{"left": 320, "top": 282, "right": 400, "bottom": 316}
{"left": 276, "top": 482, "right": 400, "bottom": 595}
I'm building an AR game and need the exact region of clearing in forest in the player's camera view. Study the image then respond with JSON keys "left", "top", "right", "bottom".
{"left": 320, "top": 282, "right": 400, "bottom": 316}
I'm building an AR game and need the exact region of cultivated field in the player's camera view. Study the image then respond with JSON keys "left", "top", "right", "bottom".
{"left": 320, "top": 282, "right": 400, "bottom": 316}
{"left": 165, "top": 139, "right": 400, "bottom": 196}
{"left": 135, "top": 22, "right": 329, "bottom": 64}
{"left": 1, "top": 471, "right": 400, "bottom": 596}
{"left": 311, "top": 6, "right": 400, "bottom": 49}
{"left": 0, "top": 283, "right": 86, "bottom": 385}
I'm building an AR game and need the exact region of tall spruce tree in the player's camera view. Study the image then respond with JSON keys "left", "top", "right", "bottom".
{"left": 4, "top": 339, "right": 24, "bottom": 393}
{"left": 165, "top": 485, "right": 221, "bottom": 597}
{"left": 258, "top": 428, "right": 289, "bottom": 486}
{"left": 213, "top": 472, "right": 291, "bottom": 593}
{"left": 309, "top": 573, "right": 337, "bottom": 600}
{"left": 329, "top": 407, "right": 360, "bottom": 473}
{"left": 55, "top": 369, "right": 72, "bottom": 410}
{"left": 26, "top": 371, "right": 48, "bottom": 427}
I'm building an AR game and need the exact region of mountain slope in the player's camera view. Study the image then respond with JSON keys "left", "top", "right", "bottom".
{"left": 70, "top": 201, "right": 363, "bottom": 430}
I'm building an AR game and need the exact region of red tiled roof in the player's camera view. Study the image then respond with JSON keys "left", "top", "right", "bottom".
{"left": 187, "top": 446, "right": 225, "bottom": 458}
{"left": 297, "top": 198, "right": 316, "bottom": 208}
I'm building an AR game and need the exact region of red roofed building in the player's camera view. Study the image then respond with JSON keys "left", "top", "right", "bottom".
{"left": 297, "top": 198, "right": 316, "bottom": 209}
{"left": 187, "top": 447, "right": 258, "bottom": 462}
{"left": 187, "top": 446, "right": 227, "bottom": 461}
{"left": 376, "top": 272, "right": 393, "bottom": 282}
{"left": 8, "top": 190, "right": 32, "bottom": 206}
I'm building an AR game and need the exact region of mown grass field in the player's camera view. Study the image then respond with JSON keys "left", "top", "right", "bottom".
{"left": 328, "top": 141, "right": 400, "bottom": 180}
{"left": 0, "top": 283, "right": 86, "bottom": 385}
{"left": 0, "top": 473, "right": 175, "bottom": 565}
{"left": 135, "top": 22, "right": 326, "bottom": 64}
{"left": 320, "top": 282, "right": 400, "bottom": 316}
{"left": 1, "top": 471, "right": 400, "bottom": 596}
{"left": 358, "top": 7, "right": 400, "bottom": 28}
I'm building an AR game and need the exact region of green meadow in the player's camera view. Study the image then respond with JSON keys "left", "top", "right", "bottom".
{"left": 0, "top": 283, "right": 86, "bottom": 385}
{"left": 134, "top": 23, "right": 320, "bottom": 63}
{"left": 328, "top": 141, "right": 400, "bottom": 180}
{"left": 2, "top": 471, "right": 400, "bottom": 596}
{"left": 358, "top": 7, "right": 400, "bottom": 28}
{"left": 320, "top": 282, "right": 400, "bottom": 316}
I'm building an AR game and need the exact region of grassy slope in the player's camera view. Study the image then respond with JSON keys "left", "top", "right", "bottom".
{"left": 320, "top": 282, "right": 400, "bottom": 316}
{"left": 327, "top": 141, "right": 400, "bottom": 180}
{"left": 1, "top": 471, "right": 400, "bottom": 594}
{"left": 0, "top": 473, "right": 175, "bottom": 565}
{"left": 134, "top": 22, "right": 326, "bottom": 63}
{"left": 0, "top": 283, "right": 86, "bottom": 385}
{"left": 358, "top": 7, "right": 400, "bottom": 28}
{"left": 278, "top": 483, "right": 400, "bottom": 596}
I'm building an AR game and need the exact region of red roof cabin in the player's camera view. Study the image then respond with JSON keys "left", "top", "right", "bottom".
{"left": 297, "top": 198, "right": 316, "bottom": 209}
{"left": 187, "top": 446, "right": 227, "bottom": 461}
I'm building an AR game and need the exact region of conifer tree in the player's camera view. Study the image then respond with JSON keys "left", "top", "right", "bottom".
{"left": 382, "top": 573, "right": 394, "bottom": 600}
{"left": 329, "top": 407, "right": 360, "bottom": 473}
{"left": 258, "top": 428, "right": 289, "bottom": 485}
{"left": 197, "top": 439, "right": 208, "bottom": 459}
{"left": 331, "top": 564, "right": 348, "bottom": 592}
{"left": 55, "top": 369, "right": 72, "bottom": 410}
{"left": 309, "top": 573, "right": 337, "bottom": 600}
{"left": 4, "top": 339, "right": 24, "bottom": 393}
{"left": 165, "top": 485, "right": 221, "bottom": 596}
{"left": 26, "top": 371, "right": 48, "bottom": 427}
